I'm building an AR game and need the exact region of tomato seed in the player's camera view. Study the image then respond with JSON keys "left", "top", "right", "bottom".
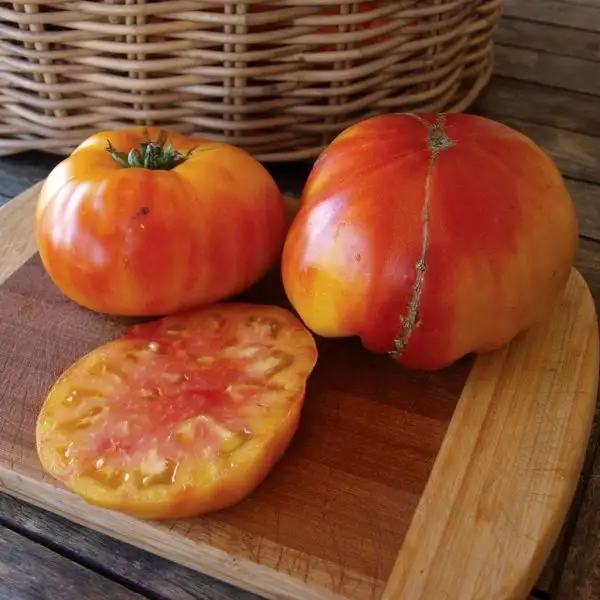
{"left": 55, "top": 444, "right": 74, "bottom": 466}
{"left": 57, "top": 404, "right": 106, "bottom": 432}
{"left": 161, "top": 372, "right": 188, "bottom": 384}
{"left": 123, "top": 472, "right": 140, "bottom": 486}
{"left": 247, "top": 316, "right": 282, "bottom": 339}
{"left": 58, "top": 417, "right": 91, "bottom": 432}
{"left": 248, "top": 350, "right": 294, "bottom": 378}
{"left": 140, "top": 457, "right": 179, "bottom": 487}
{"left": 219, "top": 431, "right": 249, "bottom": 456}
{"left": 196, "top": 356, "right": 216, "bottom": 367}
{"left": 62, "top": 388, "right": 104, "bottom": 405}
{"left": 140, "top": 387, "right": 161, "bottom": 399}
{"left": 235, "top": 345, "right": 263, "bottom": 359}
{"left": 208, "top": 315, "right": 226, "bottom": 332}
{"left": 225, "top": 383, "right": 262, "bottom": 403}
{"left": 88, "top": 362, "right": 126, "bottom": 380}
{"left": 83, "top": 465, "right": 126, "bottom": 489}
{"left": 124, "top": 350, "right": 143, "bottom": 363}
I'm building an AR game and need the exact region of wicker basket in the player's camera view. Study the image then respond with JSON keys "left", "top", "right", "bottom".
{"left": 0, "top": 1, "right": 502, "bottom": 162}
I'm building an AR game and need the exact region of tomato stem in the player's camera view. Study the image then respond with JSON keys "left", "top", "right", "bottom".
{"left": 106, "top": 129, "right": 192, "bottom": 170}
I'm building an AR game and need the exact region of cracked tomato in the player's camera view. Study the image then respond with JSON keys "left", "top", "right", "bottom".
{"left": 281, "top": 113, "right": 579, "bottom": 370}
{"left": 35, "top": 127, "right": 286, "bottom": 317}
{"left": 36, "top": 303, "right": 318, "bottom": 519}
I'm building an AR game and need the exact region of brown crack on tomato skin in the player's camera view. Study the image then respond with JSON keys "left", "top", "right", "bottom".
{"left": 389, "top": 114, "right": 456, "bottom": 361}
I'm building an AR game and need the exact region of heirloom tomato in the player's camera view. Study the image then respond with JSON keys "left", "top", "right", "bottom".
{"left": 35, "top": 127, "right": 286, "bottom": 316}
{"left": 36, "top": 303, "right": 318, "bottom": 519}
{"left": 281, "top": 113, "right": 579, "bottom": 370}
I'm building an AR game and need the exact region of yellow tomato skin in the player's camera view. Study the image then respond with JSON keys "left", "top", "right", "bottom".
{"left": 35, "top": 127, "right": 286, "bottom": 316}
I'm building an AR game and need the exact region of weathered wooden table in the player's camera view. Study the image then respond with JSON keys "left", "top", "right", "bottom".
{"left": 1, "top": 2, "right": 600, "bottom": 599}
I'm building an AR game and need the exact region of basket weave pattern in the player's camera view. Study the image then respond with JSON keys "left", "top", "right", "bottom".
{"left": 0, "top": 1, "right": 502, "bottom": 162}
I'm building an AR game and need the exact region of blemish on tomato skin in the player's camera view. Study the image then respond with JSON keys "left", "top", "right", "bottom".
{"left": 133, "top": 206, "right": 150, "bottom": 219}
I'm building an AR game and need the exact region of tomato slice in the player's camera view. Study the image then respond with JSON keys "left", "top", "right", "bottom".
{"left": 36, "top": 303, "right": 318, "bottom": 519}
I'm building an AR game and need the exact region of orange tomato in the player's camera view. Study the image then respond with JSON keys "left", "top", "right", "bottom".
{"left": 281, "top": 113, "right": 579, "bottom": 370}
{"left": 36, "top": 303, "right": 318, "bottom": 519}
{"left": 35, "top": 127, "right": 286, "bottom": 316}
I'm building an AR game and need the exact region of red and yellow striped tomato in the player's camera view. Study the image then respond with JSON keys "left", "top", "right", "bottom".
{"left": 281, "top": 113, "right": 579, "bottom": 370}
{"left": 36, "top": 127, "right": 286, "bottom": 317}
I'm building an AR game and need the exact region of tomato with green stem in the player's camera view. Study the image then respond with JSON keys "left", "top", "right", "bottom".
{"left": 35, "top": 127, "right": 287, "bottom": 316}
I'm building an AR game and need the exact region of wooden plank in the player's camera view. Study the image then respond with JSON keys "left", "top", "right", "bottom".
{"left": 498, "top": 118, "right": 600, "bottom": 184}
{"left": 533, "top": 245, "right": 600, "bottom": 592}
{"left": 554, "top": 1, "right": 600, "bottom": 7}
{"left": 0, "top": 523, "right": 146, "bottom": 600}
{"left": 557, "top": 234, "right": 600, "bottom": 600}
{"left": 567, "top": 180, "right": 600, "bottom": 243}
{"left": 0, "top": 180, "right": 42, "bottom": 282}
{"left": 0, "top": 492, "right": 258, "bottom": 600}
{"left": 575, "top": 238, "right": 600, "bottom": 310}
{"left": 560, "top": 0, "right": 600, "bottom": 7}
{"left": 493, "top": 45, "right": 600, "bottom": 96}
{"left": 555, "top": 449, "right": 600, "bottom": 599}
{"left": 472, "top": 78, "right": 600, "bottom": 137}
{"left": 502, "top": 0, "right": 600, "bottom": 32}
{"left": 0, "top": 151, "right": 60, "bottom": 208}
{"left": 495, "top": 18, "right": 600, "bottom": 61}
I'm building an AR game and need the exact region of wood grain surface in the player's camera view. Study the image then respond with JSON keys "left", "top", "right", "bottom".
{"left": 0, "top": 524, "right": 144, "bottom": 600}
{"left": 0, "top": 492, "right": 256, "bottom": 600}
{"left": 557, "top": 461, "right": 600, "bottom": 600}
{"left": 502, "top": 0, "right": 600, "bottom": 31}
{"left": 0, "top": 180, "right": 598, "bottom": 600}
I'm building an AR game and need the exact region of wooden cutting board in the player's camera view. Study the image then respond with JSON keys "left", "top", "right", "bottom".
{"left": 0, "top": 181, "right": 598, "bottom": 600}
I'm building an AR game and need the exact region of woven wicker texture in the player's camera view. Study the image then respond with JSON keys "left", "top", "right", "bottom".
{"left": 0, "top": 1, "right": 502, "bottom": 162}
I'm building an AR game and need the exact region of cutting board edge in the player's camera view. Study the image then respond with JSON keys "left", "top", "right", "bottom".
{"left": 0, "top": 468, "right": 349, "bottom": 600}
{"left": 383, "top": 268, "right": 600, "bottom": 599}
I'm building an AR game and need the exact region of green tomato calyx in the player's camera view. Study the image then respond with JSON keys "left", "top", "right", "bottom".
{"left": 107, "top": 129, "right": 192, "bottom": 170}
